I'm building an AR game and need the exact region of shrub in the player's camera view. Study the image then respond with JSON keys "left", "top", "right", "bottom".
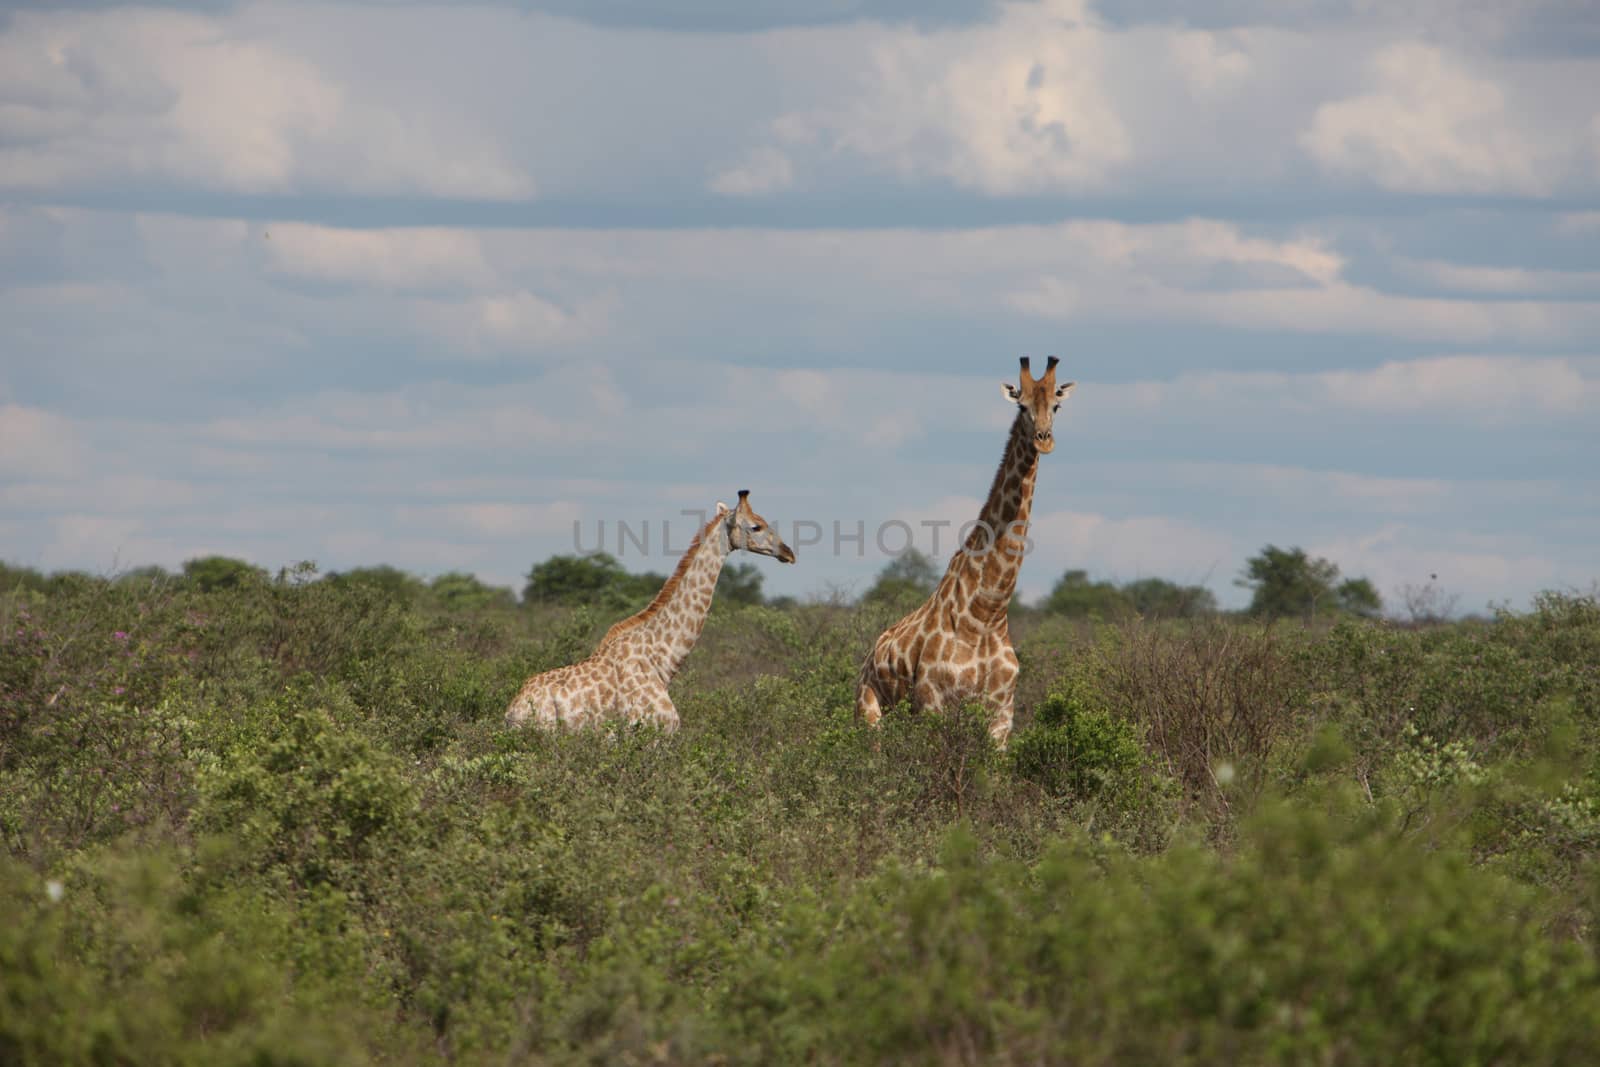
{"left": 6, "top": 565, "right": 1600, "bottom": 1065}
{"left": 1101, "top": 618, "right": 1302, "bottom": 811}
{"left": 0, "top": 846, "right": 413, "bottom": 1065}
{"left": 721, "top": 809, "right": 1600, "bottom": 1065}
{"left": 196, "top": 704, "right": 413, "bottom": 890}
{"left": 1010, "top": 679, "right": 1144, "bottom": 803}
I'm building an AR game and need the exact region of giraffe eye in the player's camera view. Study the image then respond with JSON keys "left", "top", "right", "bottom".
{"left": 751, "top": 524, "right": 763, "bottom": 533}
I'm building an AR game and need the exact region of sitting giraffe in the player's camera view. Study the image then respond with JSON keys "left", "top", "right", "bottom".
{"left": 506, "top": 490, "right": 796, "bottom": 732}
{"left": 855, "top": 357, "right": 1074, "bottom": 747}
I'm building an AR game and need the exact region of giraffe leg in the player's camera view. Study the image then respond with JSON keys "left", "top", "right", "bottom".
{"left": 625, "top": 681, "right": 680, "bottom": 734}
{"left": 984, "top": 648, "right": 1020, "bottom": 749}
{"left": 506, "top": 680, "right": 561, "bottom": 730}
{"left": 913, "top": 678, "right": 947, "bottom": 716}
{"left": 856, "top": 636, "right": 905, "bottom": 727}
{"left": 648, "top": 693, "right": 681, "bottom": 734}
{"left": 987, "top": 697, "right": 1014, "bottom": 750}
{"left": 505, "top": 693, "right": 533, "bottom": 728}
{"left": 855, "top": 678, "right": 883, "bottom": 727}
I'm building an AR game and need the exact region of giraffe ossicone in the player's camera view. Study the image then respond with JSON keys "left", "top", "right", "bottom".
{"left": 506, "top": 490, "right": 796, "bottom": 733}
{"left": 854, "top": 357, "right": 1074, "bottom": 747}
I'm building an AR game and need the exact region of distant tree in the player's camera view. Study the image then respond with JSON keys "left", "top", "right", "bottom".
{"left": 523, "top": 552, "right": 664, "bottom": 609}
{"left": 430, "top": 572, "right": 516, "bottom": 612}
{"left": 0, "top": 562, "right": 50, "bottom": 594}
{"left": 115, "top": 565, "right": 173, "bottom": 589}
{"left": 1335, "top": 577, "right": 1383, "bottom": 619}
{"left": 716, "top": 562, "right": 765, "bottom": 607}
{"left": 182, "top": 555, "right": 267, "bottom": 593}
{"left": 863, "top": 549, "right": 941, "bottom": 606}
{"left": 524, "top": 553, "right": 628, "bottom": 605}
{"left": 44, "top": 570, "right": 100, "bottom": 595}
{"left": 1121, "top": 577, "right": 1219, "bottom": 619}
{"left": 1238, "top": 544, "right": 1382, "bottom": 619}
{"left": 1040, "top": 569, "right": 1134, "bottom": 619}
{"left": 326, "top": 565, "right": 427, "bottom": 604}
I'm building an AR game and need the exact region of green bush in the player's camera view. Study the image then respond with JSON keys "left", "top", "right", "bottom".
{"left": 4, "top": 566, "right": 1599, "bottom": 1064}
{"left": 196, "top": 703, "right": 413, "bottom": 890}
{"left": 1010, "top": 679, "right": 1144, "bottom": 803}
{"left": 722, "top": 809, "right": 1600, "bottom": 1065}
{"left": 0, "top": 846, "right": 413, "bottom": 1066}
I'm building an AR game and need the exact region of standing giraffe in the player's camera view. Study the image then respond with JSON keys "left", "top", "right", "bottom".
{"left": 506, "top": 491, "right": 796, "bottom": 732}
{"left": 855, "top": 357, "right": 1074, "bottom": 747}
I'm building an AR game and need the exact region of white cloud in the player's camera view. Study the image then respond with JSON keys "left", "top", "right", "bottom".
{"left": 1396, "top": 257, "right": 1600, "bottom": 296}
{"left": 197, "top": 383, "right": 594, "bottom": 453}
{"left": 789, "top": 0, "right": 1132, "bottom": 193}
{"left": 0, "top": 474, "right": 196, "bottom": 515}
{"left": 1168, "top": 29, "right": 1252, "bottom": 94}
{"left": 1308, "top": 523, "right": 1578, "bottom": 614}
{"left": 1026, "top": 508, "right": 1237, "bottom": 593}
{"left": 1003, "top": 220, "right": 1599, "bottom": 344}
{"left": 413, "top": 289, "right": 618, "bottom": 355}
{"left": 1561, "top": 211, "right": 1600, "bottom": 235}
{"left": 0, "top": 9, "right": 532, "bottom": 199}
{"left": 397, "top": 500, "right": 584, "bottom": 539}
{"left": 1081, "top": 355, "right": 1600, "bottom": 426}
{"left": 1301, "top": 44, "right": 1557, "bottom": 194}
{"left": 45, "top": 514, "right": 148, "bottom": 569}
{"left": 1205, "top": 465, "right": 1455, "bottom": 515}
{"left": 1317, "top": 355, "right": 1595, "bottom": 418}
{"left": 767, "top": 367, "right": 931, "bottom": 450}
{"left": 710, "top": 146, "right": 796, "bottom": 196}
{"left": 0, "top": 404, "right": 88, "bottom": 478}
{"left": 264, "top": 224, "right": 496, "bottom": 292}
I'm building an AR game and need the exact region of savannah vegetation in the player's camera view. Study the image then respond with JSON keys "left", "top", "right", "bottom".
{"left": 3, "top": 548, "right": 1599, "bottom": 1065}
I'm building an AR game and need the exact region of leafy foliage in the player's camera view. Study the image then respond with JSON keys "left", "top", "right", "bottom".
{"left": 429, "top": 571, "right": 517, "bottom": 612}
{"left": 1239, "top": 543, "right": 1383, "bottom": 619}
{"left": 2, "top": 561, "right": 1598, "bottom": 1064}
{"left": 180, "top": 555, "right": 268, "bottom": 593}
{"left": 715, "top": 561, "right": 766, "bottom": 606}
{"left": 1010, "top": 679, "right": 1144, "bottom": 803}
{"left": 522, "top": 552, "right": 665, "bottom": 609}
{"left": 1040, "top": 568, "right": 1132, "bottom": 618}
{"left": 1122, "top": 575, "right": 1219, "bottom": 618}
{"left": 326, "top": 564, "right": 429, "bottom": 604}
{"left": 1040, "top": 570, "right": 1218, "bottom": 619}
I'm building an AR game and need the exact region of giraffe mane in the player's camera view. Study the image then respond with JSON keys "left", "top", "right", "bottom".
{"left": 600, "top": 510, "right": 724, "bottom": 641}
{"left": 962, "top": 409, "right": 1032, "bottom": 553}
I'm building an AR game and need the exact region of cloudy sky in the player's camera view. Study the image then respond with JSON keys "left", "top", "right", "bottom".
{"left": 2, "top": 0, "right": 1597, "bottom": 612}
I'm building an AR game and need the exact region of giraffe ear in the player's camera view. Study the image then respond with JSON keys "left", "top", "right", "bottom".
{"left": 1055, "top": 381, "right": 1075, "bottom": 399}
{"left": 716, "top": 501, "right": 730, "bottom": 515}
{"left": 1001, "top": 382, "right": 1022, "bottom": 403}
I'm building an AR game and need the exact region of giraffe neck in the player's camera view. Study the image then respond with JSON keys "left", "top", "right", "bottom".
{"left": 947, "top": 412, "right": 1039, "bottom": 618}
{"left": 611, "top": 514, "right": 732, "bottom": 682}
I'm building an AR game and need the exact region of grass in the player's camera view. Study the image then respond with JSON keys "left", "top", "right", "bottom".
{"left": 3, "top": 566, "right": 1599, "bottom": 1064}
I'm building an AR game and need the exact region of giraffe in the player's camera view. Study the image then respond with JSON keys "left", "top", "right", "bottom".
{"left": 855, "top": 356, "right": 1074, "bottom": 747}
{"left": 506, "top": 491, "right": 796, "bottom": 733}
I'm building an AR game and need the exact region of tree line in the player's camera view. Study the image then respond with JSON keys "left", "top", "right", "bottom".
{"left": 3, "top": 542, "right": 1386, "bottom": 621}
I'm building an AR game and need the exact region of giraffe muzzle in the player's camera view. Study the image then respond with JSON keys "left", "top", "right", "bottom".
{"left": 1034, "top": 432, "right": 1055, "bottom": 453}
{"left": 776, "top": 543, "right": 797, "bottom": 564}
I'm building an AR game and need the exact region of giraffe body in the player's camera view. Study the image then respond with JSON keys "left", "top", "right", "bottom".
{"left": 856, "top": 358, "right": 1073, "bottom": 747}
{"left": 507, "top": 492, "right": 794, "bottom": 732}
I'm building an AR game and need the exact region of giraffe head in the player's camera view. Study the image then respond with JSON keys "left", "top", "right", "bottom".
{"left": 1000, "top": 355, "right": 1075, "bottom": 454}
{"left": 720, "top": 490, "right": 797, "bottom": 563}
